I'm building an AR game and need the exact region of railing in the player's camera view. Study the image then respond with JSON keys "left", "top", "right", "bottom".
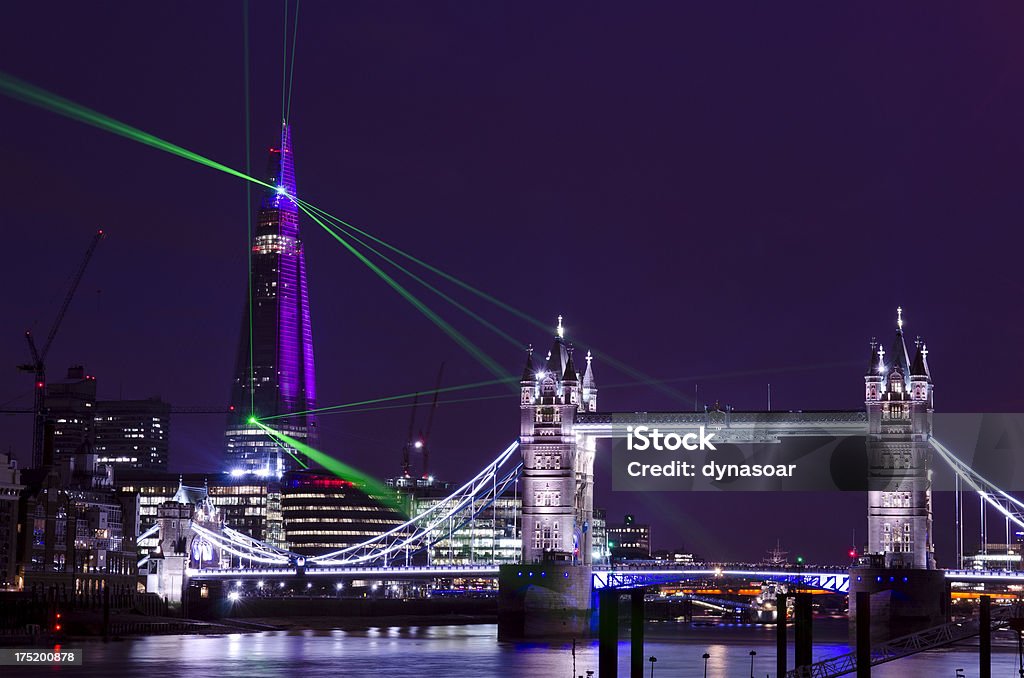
{"left": 593, "top": 568, "right": 850, "bottom": 593}
{"left": 785, "top": 604, "right": 1021, "bottom": 678}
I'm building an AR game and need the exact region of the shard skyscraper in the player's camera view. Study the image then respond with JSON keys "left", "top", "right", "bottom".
{"left": 226, "top": 123, "right": 318, "bottom": 476}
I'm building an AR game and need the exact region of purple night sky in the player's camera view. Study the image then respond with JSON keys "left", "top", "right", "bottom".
{"left": 1, "top": 3, "right": 1023, "bottom": 564}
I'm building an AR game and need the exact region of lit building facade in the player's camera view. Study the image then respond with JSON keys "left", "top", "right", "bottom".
{"left": 591, "top": 508, "right": 609, "bottom": 566}
{"left": 17, "top": 442, "right": 139, "bottom": 596}
{"left": 93, "top": 398, "right": 170, "bottom": 471}
{"left": 414, "top": 493, "right": 522, "bottom": 565}
{"left": 608, "top": 514, "right": 651, "bottom": 560}
{"left": 46, "top": 366, "right": 97, "bottom": 462}
{"left": 115, "top": 471, "right": 284, "bottom": 553}
{"left": 226, "top": 123, "right": 318, "bottom": 475}
{"left": 0, "top": 451, "right": 24, "bottom": 589}
{"left": 282, "top": 471, "right": 407, "bottom": 557}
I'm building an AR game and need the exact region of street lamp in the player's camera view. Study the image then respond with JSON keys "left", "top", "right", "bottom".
{"left": 648, "top": 655, "right": 657, "bottom": 678}
{"left": 749, "top": 650, "right": 757, "bottom": 677}
{"left": 702, "top": 652, "right": 710, "bottom": 678}
{"left": 1009, "top": 618, "right": 1024, "bottom": 678}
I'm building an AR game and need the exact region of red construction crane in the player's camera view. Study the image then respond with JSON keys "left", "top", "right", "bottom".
{"left": 17, "top": 229, "right": 105, "bottom": 466}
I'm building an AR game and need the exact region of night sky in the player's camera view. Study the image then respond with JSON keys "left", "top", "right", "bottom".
{"left": 2, "top": 3, "right": 1023, "bottom": 565}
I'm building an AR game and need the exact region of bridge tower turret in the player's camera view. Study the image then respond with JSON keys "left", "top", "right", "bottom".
{"left": 519, "top": 316, "right": 584, "bottom": 565}
{"left": 581, "top": 350, "right": 598, "bottom": 412}
{"left": 865, "top": 307, "right": 935, "bottom": 570}
{"left": 500, "top": 317, "right": 594, "bottom": 639}
{"left": 852, "top": 308, "right": 945, "bottom": 643}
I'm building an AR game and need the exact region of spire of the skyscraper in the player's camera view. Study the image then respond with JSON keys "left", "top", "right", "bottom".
{"left": 227, "top": 122, "right": 318, "bottom": 483}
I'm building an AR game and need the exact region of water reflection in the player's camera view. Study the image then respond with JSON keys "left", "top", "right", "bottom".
{"left": 49, "top": 623, "right": 1015, "bottom": 678}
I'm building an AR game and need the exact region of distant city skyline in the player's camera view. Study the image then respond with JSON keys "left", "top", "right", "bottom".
{"left": 3, "top": 3, "right": 1023, "bottom": 563}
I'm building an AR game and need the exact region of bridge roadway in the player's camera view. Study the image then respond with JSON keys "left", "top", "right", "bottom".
{"left": 188, "top": 563, "right": 852, "bottom": 592}
{"left": 187, "top": 564, "right": 1024, "bottom": 595}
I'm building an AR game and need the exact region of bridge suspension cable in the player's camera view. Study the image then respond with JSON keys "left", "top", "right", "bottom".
{"left": 308, "top": 440, "right": 522, "bottom": 566}
{"left": 930, "top": 438, "right": 1024, "bottom": 532}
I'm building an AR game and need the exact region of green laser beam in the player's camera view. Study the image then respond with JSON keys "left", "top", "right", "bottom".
{"left": 243, "top": 0, "right": 255, "bottom": 418}
{"left": 0, "top": 70, "right": 771, "bottom": 411}
{"left": 299, "top": 199, "right": 692, "bottom": 404}
{"left": 291, "top": 392, "right": 509, "bottom": 418}
{"left": 285, "top": 0, "right": 301, "bottom": 123}
{"left": 281, "top": 0, "right": 289, "bottom": 123}
{"left": 260, "top": 425, "right": 309, "bottom": 470}
{"left": 296, "top": 202, "right": 511, "bottom": 381}
{"left": 0, "top": 70, "right": 274, "bottom": 192}
{"left": 260, "top": 376, "right": 515, "bottom": 421}
{"left": 254, "top": 421, "right": 403, "bottom": 512}
{"left": 323, "top": 221, "right": 522, "bottom": 348}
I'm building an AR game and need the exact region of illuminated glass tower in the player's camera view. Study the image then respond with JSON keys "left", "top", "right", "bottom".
{"left": 225, "top": 123, "right": 318, "bottom": 475}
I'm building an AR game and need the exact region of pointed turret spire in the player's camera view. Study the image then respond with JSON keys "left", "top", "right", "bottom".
{"left": 582, "top": 350, "right": 596, "bottom": 389}
{"left": 911, "top": 341, "right": 931, "bottom": 379}
{"left": 865, "top": 338, "right": 879, "bottom": 376}
{"left": 545, "top": 315, "right": 569, "bottom": 377}
{"left": 562, "top": 345, "right": 578, "bottom": 382}
{"left": 520, "top": 345, "right": 536, "bottom": 382}
{"left": 888, "top": 306, "right": 911, "bottom": 376}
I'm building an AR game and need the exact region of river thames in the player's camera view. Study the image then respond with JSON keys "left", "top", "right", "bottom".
{"left": 27, "top": 622, "right": 1015, "bottom": 677}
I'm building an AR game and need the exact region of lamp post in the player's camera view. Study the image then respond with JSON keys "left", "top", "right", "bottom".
{"left": 702, "top": 652, "right": 710, "bottom": 678}
{"left": 749, "top": 650, "right": 757, "bottom": 678}
{"left": 1010, "top": 618, "right": 1024, "bottom": 678}
{"left": 648, "top": 655, "right": 656, "bottom": 678}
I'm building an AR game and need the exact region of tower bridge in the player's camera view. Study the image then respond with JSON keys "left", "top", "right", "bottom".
{"left": 140, "top": 308, "right": 1024, "bottom": 674}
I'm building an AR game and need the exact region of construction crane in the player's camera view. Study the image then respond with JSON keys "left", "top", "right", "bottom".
{"left": 418, "top": 362, "right": 445, "bottom": 480}
{"left": 17, "top": 229, "right": 105, "bottom": 466}
{"left": 401, "top": 392, "right": 421, "bottom": 478}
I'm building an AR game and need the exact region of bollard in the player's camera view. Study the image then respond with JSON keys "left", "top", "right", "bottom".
{"left": 980, "top": 595, "right": 991, "bottom": 678}
{"left": 599, "top": 589, "right": 619, "bottom": 678}
{"left": 856, "top": 591, "right": 870, "bottom": 677}
{"left": 631, "top": 590, "right": 645, "bottom": 678}
{"left": 794, "top": 593, "right": 813, "bottom": 671}
{"left": 776, "top": 593, "right": 787, "bottom": 678}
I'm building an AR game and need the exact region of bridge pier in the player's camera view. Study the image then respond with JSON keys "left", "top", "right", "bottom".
{"left": 856, "top": 591, "right": 870, "bottom": 677}
{"left": 980, "top": 594, "right": 991, "bottom": 678}
{"left": 776, "top": 593, "right": 787, "bottom": 678}
{"left": 795, "top": 592, "right": 813, "bottom": 671}
{"left": 848, "top": 567, "right": 948, "bottom": 644}
{"left": 598, "top": 588, "right": 618, "bottom": 678}
{"left": 497, "top": 562, "right": 592, "bottom": 640}
{"left": 630, "top": 590, "right": 644, "bottom": 678}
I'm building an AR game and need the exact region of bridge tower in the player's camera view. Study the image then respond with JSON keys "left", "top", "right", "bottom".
{"left": 865, "top": 306, "right": 936, "bottom": 569}
{"left": 146, "top": 500, "right": 192, "bottom": 604}
{"left": 519, "top": 316, "right": 595, "bottom": 565}
{"left": 851, "top": 308, "right": 947, "bottom": 641}
{"left": 499, "top": 317, "right": 595, "bottom": 638}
